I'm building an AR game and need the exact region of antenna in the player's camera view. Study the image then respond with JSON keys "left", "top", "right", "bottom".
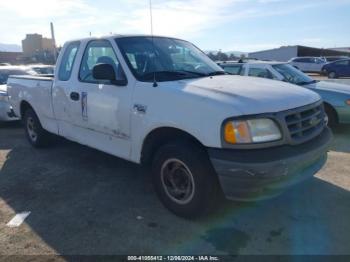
{"left": 149, "top": 0, "right": 154, "bottom": 36}
{"left": 149, "top": 0, "right": 158, "bottom": 87}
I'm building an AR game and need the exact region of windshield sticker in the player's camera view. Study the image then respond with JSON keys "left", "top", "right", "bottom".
{"left": 81, "top": 92, "right": 88, "bottom": 121}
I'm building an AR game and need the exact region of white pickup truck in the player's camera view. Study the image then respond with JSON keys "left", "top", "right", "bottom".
{"left": 8, "top": 35, "right": 332, "bottom": 218}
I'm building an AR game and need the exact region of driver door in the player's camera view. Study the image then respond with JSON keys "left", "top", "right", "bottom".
{"left": 72, "top": 39, "right": 132, "bottom": 159}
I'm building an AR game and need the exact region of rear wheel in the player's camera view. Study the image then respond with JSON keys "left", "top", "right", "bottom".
{"left": 328, "top": 71, "right": 337, "bottom": 79}
{"left": 23, "top": 108, "right": 52, "bottom": 147}
{"left": 152, "top": 142, "right": 221, "bottom": 219}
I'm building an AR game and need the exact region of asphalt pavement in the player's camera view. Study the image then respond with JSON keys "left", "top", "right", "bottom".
{"left": 0, "top": 122, "right": 349, "bottom": 256}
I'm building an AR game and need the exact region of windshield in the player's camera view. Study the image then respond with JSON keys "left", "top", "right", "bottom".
{"left": 0, "top": 70, "right": 30, "bottom": 85}
{"left": 272, "top": 64, "right": 316, "bottom": 85}
{"left": 115, "top": 37, "right": 224, "bottom": 82}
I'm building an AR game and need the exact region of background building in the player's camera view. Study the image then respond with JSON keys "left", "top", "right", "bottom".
{"left": 0, "top": 51, "right": 23, "bottom": 65}
{"left": 249, "top": 45, "right": 349, "bottom": 61}
{"left": 329, "top": 47, "right": 350, "bottom": 53}
{"left": 22, "top": 34, "right": 55, "bottom": 64}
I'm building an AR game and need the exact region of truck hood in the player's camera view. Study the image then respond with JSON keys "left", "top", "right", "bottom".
{"left": 178, "top": 75, "right": 321, "bottom": 115}
{"left": 306, "top": 81, "right": 350, "bottom": 94}
{"left": 0, "top": 84, "right": 7, "bottom": 94}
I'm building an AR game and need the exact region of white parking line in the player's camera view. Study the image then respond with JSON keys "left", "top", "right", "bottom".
{"left": 6, "top": 211, "right": 31, "bottom": 228}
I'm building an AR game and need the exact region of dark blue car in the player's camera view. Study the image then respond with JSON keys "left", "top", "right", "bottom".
{"left": 322, "top": 59, "right": 350, "bottom": 79}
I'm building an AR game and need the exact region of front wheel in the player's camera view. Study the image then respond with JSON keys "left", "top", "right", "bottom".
{"left": 324, "top": 104, "right": 338, "bottom": 127}
{"left": 328, "top": 71, "right": 337, "bottom": 79}
{"left": 23, "top": 108, "right": 52, "bottom": 147}
{"left": 152, "top": 142, "right": 221, "bottom": 219}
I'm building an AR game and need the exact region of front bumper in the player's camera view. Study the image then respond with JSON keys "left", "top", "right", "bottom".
{"left": 208, "top": 127, "right": 332, "bottom": 201}
{"left": 0, "top": 101, "right": 19, "bottom": 122}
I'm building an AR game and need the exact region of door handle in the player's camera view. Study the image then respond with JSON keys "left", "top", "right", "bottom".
{"left": 70, "top": 92, "right": 80, "bottom": 101}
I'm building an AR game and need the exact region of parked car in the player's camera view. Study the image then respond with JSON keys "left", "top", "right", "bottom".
{"left": 220, "top": 61, "right": 350, "bottom": 126}
{"left": 8, "top": 35, "right": 331, "bottom": 218}
{"left": 0, "top": 66, "right": 36, "bottom": 122}
{"left": 321, "top": 59, "right": 350, "bottom": 79}
{"left": 288, "top": 57, "right": 327, "bottom": 74}
{"left": 322, "top": 56, "right": 348, "bottom": 63}
{"left": 27, "top": 64, "right": 55, "bottom": 75}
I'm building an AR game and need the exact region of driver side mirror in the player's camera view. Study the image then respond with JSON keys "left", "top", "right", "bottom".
{"left": 92, "top": 63, "right": 127, "bottom": 86}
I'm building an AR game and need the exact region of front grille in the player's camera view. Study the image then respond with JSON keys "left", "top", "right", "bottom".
{"left": 284, "top": 103, "right": 325, "bottom": 144}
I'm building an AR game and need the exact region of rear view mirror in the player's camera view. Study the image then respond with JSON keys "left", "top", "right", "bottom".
{"left": 92, "top": 63, "right": 127, "bottom": 86}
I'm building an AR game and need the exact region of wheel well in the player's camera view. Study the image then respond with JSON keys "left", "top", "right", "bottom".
{"left": 324, "top": 102, "right": 338, "bottom": 123}
{"left": 141, "top": 127, "right": 204, "bottom": 165}
{"left": 20, "top": 101, "right": 33, "bottom": 119}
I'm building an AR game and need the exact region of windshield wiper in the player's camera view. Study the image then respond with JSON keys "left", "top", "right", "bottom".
{"left": 178, "top": 70, "right": 226, "bottom": 77}
{"left": 176, "top": 70, "right": 207, "bottom": 76}
{"left": 140, "top": 70, "right": 210, "bottom": 81}
{"left": 207, "top": 71, "right": 226, "bottom": 76}
{"left": 296, "top": 80, "right": 317, "bottom": 86}
{"left": 140, "top": 70, "right": 226, "bottom": 81}
{"left": 140, "top": 71, "right": 187, "bottom": 80}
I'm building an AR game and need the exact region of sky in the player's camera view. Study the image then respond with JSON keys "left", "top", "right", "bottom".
{"left": 0, "top": 0, "right": 349, "bottom": 52}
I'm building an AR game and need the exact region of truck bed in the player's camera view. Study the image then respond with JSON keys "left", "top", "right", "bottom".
{"left": 7, "top": 74, "right": 57, "bottom": 133}
{"left": 9, "top": 74, "right": 54, "bottom": 81}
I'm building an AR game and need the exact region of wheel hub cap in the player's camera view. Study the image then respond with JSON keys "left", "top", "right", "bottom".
{"left": 161, "top": 159, "right": 195, "bottom": 205}
{"left": 27, "top": 117, "right": 38, "bottom": 142}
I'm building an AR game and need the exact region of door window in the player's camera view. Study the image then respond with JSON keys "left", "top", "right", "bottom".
{"left": 334, "top": 60, "right": 349, "bottom": 66}
{"left": 58, "top": 41, "right": 80, "bottom": 81}
{"left": 294, "top": 58, "right": 314, "bottom": 63}
{"left": 79, "top": 40, "right": 126, "bottom": 84}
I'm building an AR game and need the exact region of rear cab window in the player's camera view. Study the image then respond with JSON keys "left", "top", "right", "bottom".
{"left": 58, "top": 41, "right": 80, "bottom": 81}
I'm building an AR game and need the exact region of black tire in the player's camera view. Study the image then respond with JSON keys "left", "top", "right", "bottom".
{"left": 324, "top": 104, "right": 338, "bottom": 127}
{"left": 328, "top": 71, "right": 337, "bottom": 79}
{"left": 152, "top": 142, "right": 221, "bottom": 219}
{"left": 23, "top": 108, "right": 52, "bottom": 147}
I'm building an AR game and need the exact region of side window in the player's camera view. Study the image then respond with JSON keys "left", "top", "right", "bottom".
{"left": 334, "top": 60, "right": 349, "bottom": 66}
{"left": 79, "top": 40, "right": 125, "bottom": 83}
{"left": 223, "top": 65, "right": 242, "bottom": 75}
{"left": 296, "top": 58, "right": 311, "bottom": 63}
{"left": 58, "top": 42, "right": 80, "bottom": 81}
{"left": 0, "top": 72, "right": 7, "bottom": 84}
{"left": 248, "top": 67, "right": 274, "bottom": 79}
{"left": 315, "top": 58, "right": 324, "bottom": 64}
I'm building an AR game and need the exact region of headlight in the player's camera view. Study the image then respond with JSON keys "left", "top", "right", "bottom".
{"left": 0, "top": 92, "right": 9, "bottom": 102}
{"left": 224, "top": 118, "right": 282, "bottom": 144}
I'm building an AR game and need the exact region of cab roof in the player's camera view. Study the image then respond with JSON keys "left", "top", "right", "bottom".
{"left": 65, "top": 34, "right": 185, "bottom": 44}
